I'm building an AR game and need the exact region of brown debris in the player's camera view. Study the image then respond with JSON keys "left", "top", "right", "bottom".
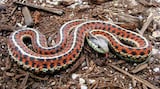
{"left": 33, "top": 11, "right": 41, "bottom": 25}
{"left": 108, "top": 64, "right": 159, "bottom": 89}
{"left": 138, "top": 0, "right": 160, "bottom": 7}
{"left": 29, "top": 73, "right": 49, "bottom": 81}
{"left": 0, "top": 4, "right": 6, "bottom": 11}
{"left": 60, "top": 0, "right": 76, "bottom": 6}
{"left": 19, "top": 73, "right": 29, "bottom": 89}
{"left": 68, "top": 56, "right": 86, "bottom": 74}
{"left": 140, "top": 11, "right": 158, "bottom": 35}
{"left": 14, "top": 1, "right": 64, "bottom": 16}
{"left": 89, "top": 0, "right": 111, "bottom": 4}
{"left": 0, "top": 25, "right": 14, "bottom": 32}
{"left": 97, "top": 83, "right": 123, "bottom": 89}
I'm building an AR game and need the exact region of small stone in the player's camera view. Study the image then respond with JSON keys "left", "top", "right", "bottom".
{"left": 0, "top": 0, "right": 7, "bottom": 4}
{"left": 81, "top": 61, "right": 87, "bottom": 67}
{"left": 0, "top": 4, "right": 6, "bottom": 11}
{"left": 46, "top": 0, "right": 60, "bottom": 5}
{"left": 79, "top": 78, "right": 85, "bottom": 84}
{"left": 41, "top": 3, "right": 46, "bottom": 7}
{"left": 71, "top": 73, "right": 80, "bottom": 80}
{"left": 152, "top": 48, "right": 159, "bottom": 55}
{"left": 39, "top": 0, "right": 43, "bottom": 3}
{"left": 152, "top": 30, "right": 160, "bottom": 38}
{"left": 50, "top": 81, "right": 56, "bottom": 86}
{"left": 80, "top": 84, "right": 87, "bottom": 89}
{"left": 133, "top": 63, "right": 137, "bottom": 66}
{"left": 155, "top": 0, "right": 160, "bottom": 3}
{"left": 16, "top": 23, "right": 23, "bottom": 27}
{"left": 128, "top": 0, "right": 138, "bottom": 6}
{"left": 149, "top": 69, "right": 152, "bottom": 73}
{"left": 1, "top": 45, "right": 5, "bottom": 49}
{"left": 103, "top": 68, "right": 107, "bottom": 71}
{"left": 154, "top": 49, "right": 160, "bottom": 59}
{"left": 153, "top": 67, "right": 160, "bottom": 72}
{"left": 125, "top": 68, "right": 128, "bottom": 71}
{"left": 1, "top": 67, "right": 5, "bottom": 71}
{"left": 5, "top": 72, "right": 15, "bottom": 77}
{"left": 88, "top": 79, "right": 95, "bottom": 84}
{"left": 67, "top": 0, "right": 83, "bottom": 8}
{"left": 114, "top": 77, "right": 117, "bottom": 81}
{"left": 121, "top": 75, "right": 125, "bottom": 79}
{"left": 129, "top": 83, "right": 133, "bottom": 89}
{"left": 33, "top": 0, "right": 37, "bottom": 3}
{"left": 82, "top": 66, "right": 88, "bottom": 70}
{"left": 148, "top": 57, "right": 154, "bottom": 63}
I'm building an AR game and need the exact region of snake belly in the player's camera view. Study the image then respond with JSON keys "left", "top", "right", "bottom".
{"left": 8, "top": 19, "right": 152, "bottom": 73}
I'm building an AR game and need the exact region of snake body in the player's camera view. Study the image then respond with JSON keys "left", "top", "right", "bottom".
{"left": 8, "top": 19, "right": 152, "bottom": 73}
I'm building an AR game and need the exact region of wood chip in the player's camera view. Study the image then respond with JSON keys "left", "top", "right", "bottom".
{"left": 131, "top": 63, "right": 148, "bottom": 74}
{"left": 22, "top": 6, "right": 33, "bottom": 27}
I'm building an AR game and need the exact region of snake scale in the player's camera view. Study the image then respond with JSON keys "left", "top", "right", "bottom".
{"left": 8, "top": 19, "right": 152, "bottom": 73}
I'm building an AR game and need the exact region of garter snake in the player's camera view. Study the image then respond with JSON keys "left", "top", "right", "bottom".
{"left": 8, "top": 19, "right": 152, "bottom": 73}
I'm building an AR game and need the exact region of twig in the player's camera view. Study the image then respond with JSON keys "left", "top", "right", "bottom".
{"left": 19, "top": 72, "right": 29, "bottom": 89}
{"left": 10, "top": 6, "right": 18, "bottom": 16}
{"left": 92, "top": 80, "right": 99, "bottom": 89}
{"left": 140, "top": 11, "right": 157, "bottom": 35}
{"left": 68, "top": 56, "right": 86, "bottom": 74}
{"left": 13, "top": 1, "right": 64, "bottom": 16}
{"left": 29, "top": 73, "right": 49, "bottom": 80}
{"left": 58, "top": 77, "right": 62, "bottom": 87}
{"left": 108, "top": 64, "right": 159, "bottom": 89}
{"left": 0, "top": 25, "right": 14, "bottom": 31}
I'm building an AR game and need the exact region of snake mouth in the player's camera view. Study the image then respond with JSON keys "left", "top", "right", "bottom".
{"left": 86, "top": 34, "right": 109, "bottom": 54}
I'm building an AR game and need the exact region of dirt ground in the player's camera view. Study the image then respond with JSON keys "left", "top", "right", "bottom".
{"left": 0, "top": 0, "right": 160, "bottom": 89}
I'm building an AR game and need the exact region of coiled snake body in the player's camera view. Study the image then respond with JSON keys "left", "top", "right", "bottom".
{"left": 8, "top": 19, "right": 152, "bottom": 73}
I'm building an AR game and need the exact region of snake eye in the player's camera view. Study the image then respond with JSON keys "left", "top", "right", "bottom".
{"left": 97, "top": 45, "right": 102, "bottom": 49}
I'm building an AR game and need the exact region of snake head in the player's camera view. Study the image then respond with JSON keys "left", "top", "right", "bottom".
{"left": 86, "top": 33, "right": 109, "bottom": 54}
